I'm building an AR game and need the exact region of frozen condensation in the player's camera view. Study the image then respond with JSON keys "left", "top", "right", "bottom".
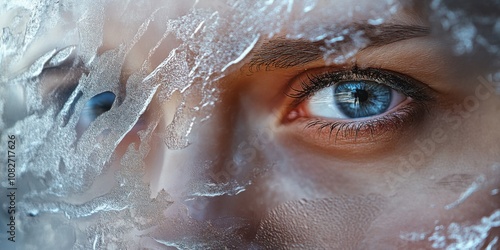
{"left": 492, "top": 188, "right": 499, "bottom": 195}
{"left": 400, "top": 231, "right": 428, "bottom": 242}
{"left": 444, "top": 175, "right": 485, "bottom": 210}
{"left": 430, "top": 0, "right": 500, "bottom": 63}
{"left": 428, "top": 210, "right": 500, "bottom": 249}
{"left": 1, "top": 0, "right": 498, "bottom": 249}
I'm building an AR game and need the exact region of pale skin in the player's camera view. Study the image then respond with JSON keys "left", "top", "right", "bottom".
{"left": 22, "top": 0, "right": 500, "bottom": 248}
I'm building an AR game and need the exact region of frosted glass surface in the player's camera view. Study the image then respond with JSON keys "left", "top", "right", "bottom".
{"left": 1, "top": 0, "right": 499, "bottom": 249}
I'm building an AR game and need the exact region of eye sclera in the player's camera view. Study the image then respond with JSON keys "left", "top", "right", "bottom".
{"left": 303, "top": 80, "right": 409, "bottom": 121}
{"left": 289, "top": 92, "right": 413, "bottom": 123}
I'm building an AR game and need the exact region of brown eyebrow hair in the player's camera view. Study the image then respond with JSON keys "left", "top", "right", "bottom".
{"left": 248, "top": 24, "right": 430, "bottom": 72}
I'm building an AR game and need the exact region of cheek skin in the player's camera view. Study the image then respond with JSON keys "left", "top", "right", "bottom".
{"left": 254, "top": 194, "right": 387, "bottom": 249}
{"left": 273, "top": 103, "right": 429, "bottom": 165}
{"left": 263, "top": 91, "right": 500, "bottom": 246}
{"left": 362, "top": 173, "right": 500, "bottom": 248}
{"left": 363, "top": 98, "right": 500, "bottom": 246}
{"left": 275, "top": 118, "right": 420, "bottom": 161}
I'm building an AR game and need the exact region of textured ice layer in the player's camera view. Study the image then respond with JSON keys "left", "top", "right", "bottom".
{"left": 428, "top": 210, "right": 500, "bottom": 249}
{"left": 0, "top": 0, "right": 499, "bottom": 249}
{"left": 430, "top": 0, "right": 500, "bottom": 65}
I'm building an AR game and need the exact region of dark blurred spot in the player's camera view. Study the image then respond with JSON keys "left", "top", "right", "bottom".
{"left": 76, "top": 91, "right": 116, "bottom": 138}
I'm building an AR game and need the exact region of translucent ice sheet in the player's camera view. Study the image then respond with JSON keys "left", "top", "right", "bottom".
{"left": 0, "top": 0, "right": 499, "bottom": 249}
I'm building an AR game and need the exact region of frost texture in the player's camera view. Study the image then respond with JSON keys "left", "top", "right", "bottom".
{"left": 1, "top": 0, "right": 325, "bottom": 248}
{"left": 0, "top": 1, "right": 172, "bottom": 248}
{"left": 430, "top": 0, "right": 500, "bottom": 64}
{"left": 0, "top": 0, "right": 499, "bottom": 249}
{"left": 428, "top": 210, "right": 500, "bottom": 249}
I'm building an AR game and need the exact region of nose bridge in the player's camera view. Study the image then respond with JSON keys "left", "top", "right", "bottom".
{"left": 198, "top": 85, "right": 280, "bottom": 191}
{"left": 153, "top": 85, "right": 245, "bottom": 190}
{"left": 146, "top": 80, "right": 278, "bottom": 243}
{"left": 201, "top": 97, "right": 248, "bottom": 184}
{"left": 182, "top": 113, "right": 272, "bottom": 242}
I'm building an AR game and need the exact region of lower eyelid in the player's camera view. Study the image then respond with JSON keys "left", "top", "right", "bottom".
{"left": 278, "top": 100, "right": 429, "bottom": 154}
{"left": 311, "top": 108, "right": 411, "bottom": 139}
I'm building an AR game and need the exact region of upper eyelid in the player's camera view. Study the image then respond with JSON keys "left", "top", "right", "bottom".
{"left": 286, "top": 67, "right": 434, "bottom": 108}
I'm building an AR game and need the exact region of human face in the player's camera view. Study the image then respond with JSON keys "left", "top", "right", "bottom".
{"left": 2, "top": 0, "right": 499, "bottom": 249}
{"left": 180, "top": 2, "right": 500, "bottom": 249}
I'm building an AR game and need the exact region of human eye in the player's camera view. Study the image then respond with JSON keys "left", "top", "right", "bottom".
{"left": 281, "top": 67, "right": 435, "bottom": 145}
{"left": 76, "top": 91, "right": 116, "bottom": 136}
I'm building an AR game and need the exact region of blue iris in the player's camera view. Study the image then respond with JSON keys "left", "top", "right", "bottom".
{"left": 82, "top": 91, "right": 116, "bottom": 121}
{"left": 76, "top": 91, "right": 116, "bottom": 137}
{"left": 334, "top": 81, "right": 391, "bottom": 118}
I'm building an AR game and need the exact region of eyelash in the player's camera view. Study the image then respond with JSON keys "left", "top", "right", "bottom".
{"left": 284, "top": 67, "right": 433, "bottom": 140}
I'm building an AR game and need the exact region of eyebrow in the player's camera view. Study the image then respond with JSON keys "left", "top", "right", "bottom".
{"left": 248, "top": 24, "right": 430, "bottom": 71}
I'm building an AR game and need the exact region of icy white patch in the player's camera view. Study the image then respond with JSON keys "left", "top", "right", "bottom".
{"left": 485, "top": 236, "right": 499, "bottom": 250}
{"left": 45, "top": 46, "right": 77, "bottom": 68}
{"left": 430, "top": 0, "right": 500, "bottom": 58}
{"left": 429, "top": 225, "right": 447, "bottom": 249}
{"left": 400, "top": 231, "right": 428, "bottom": 242}
{"left": 368, "top": 18, "right": 385, "bottom": 25}
{"left": 221, "top": 35, "right": 260, "bottom": 72}
{"left": 452, "top": 23, "right": 477, "bottom": 55}
{"left": 428, "top": 210, "right": 500, "bottom": 249}
{"left": 444, "top": 175, "right": 485, "bottom": 210}
{"left": 492, "top": 189, "right": 499, "bottom": 196}
{"left": 302, "top": 0, "right": 316, "bottom": 13}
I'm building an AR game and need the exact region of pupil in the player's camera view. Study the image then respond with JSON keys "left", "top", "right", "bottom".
{"left": 353, "top": 89, "right": 369, "bottom": 103}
